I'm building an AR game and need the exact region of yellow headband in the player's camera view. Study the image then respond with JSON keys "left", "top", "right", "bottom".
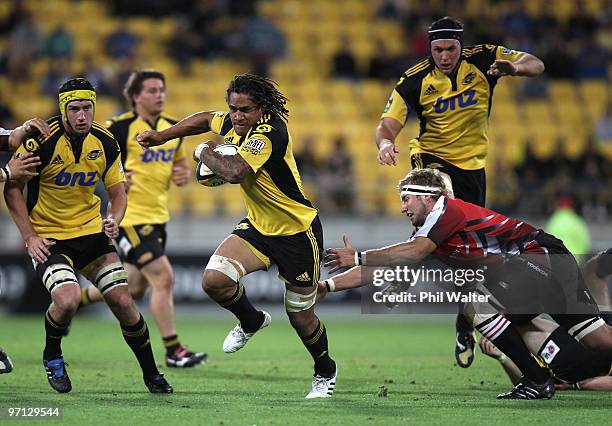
{"left": 58, "top": 90, "right": 96, "bottom": 119}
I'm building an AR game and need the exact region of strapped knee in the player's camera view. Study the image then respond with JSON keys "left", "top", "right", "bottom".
{"left": 205, "top": 254, "right": 246, "bottom": 283}
{"left": 94, "top": 262, "right": 128, "bottom": 294}
{"left": 43, "top": 263, "right": 78, "bottom": 293}
{"left": 568, "top": 317, "right": 606, "bottom": 341}
{"left": 284, "top": 287, "right": 317, "bottom": 313}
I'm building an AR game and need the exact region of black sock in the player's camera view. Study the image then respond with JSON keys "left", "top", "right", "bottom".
{"left": 43, "top": 310, "right": 69, "bottom": 360}
{"left": 301, "top": 320, "right": 335, "bottom": 378}
{"left": 162, "top": 334, "right": 181, "bottom": 356}
{"left": 476, "top": 314, "right": 549, "bottom": 383}
{"left": 456, "top": 307, "right": 474, "bottom": 334}
{"left": 219, "top": 283, "right": 263, "bottom": 333}
{"left": 121, "top": 314, "right": 159, "bottom": 377}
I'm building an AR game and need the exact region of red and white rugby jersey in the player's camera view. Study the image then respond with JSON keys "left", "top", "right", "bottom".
{"left": 414, "top": 196, "right": 546, "bottom": 259}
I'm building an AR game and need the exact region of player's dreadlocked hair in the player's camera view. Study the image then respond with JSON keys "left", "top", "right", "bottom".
{"left": 226, "top": 73, "right": 289, "bottom": 122}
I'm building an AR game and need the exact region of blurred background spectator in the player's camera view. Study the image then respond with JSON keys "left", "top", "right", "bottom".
{"left": 0, "top": 0, "right": 608, "bottom": 222}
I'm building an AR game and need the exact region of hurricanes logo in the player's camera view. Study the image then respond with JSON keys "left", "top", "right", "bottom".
{"left": 254, "top": 124, "right": 272, "bottom": 133}
{"left": 25, "top": 138, "right": 39, "bottom": 152}
{"left": 139, "top": 225, "right": 154, "bottom": 236}
{"left": 234, "top": 223, "right": 250, "bottom": 231}
{"left": 462, "top": 72, "right": 476, "bottom": 85}
{"left": 87, "top": 150, "right": 103, "bottom": 160}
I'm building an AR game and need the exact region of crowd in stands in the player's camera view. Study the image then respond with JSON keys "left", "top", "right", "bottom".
{"left": 0, "top": 0, "right": 609, "bottom": 219}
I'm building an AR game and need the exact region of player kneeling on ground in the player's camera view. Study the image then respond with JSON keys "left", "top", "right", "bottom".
{"left": 3, "top": 78, "right": 172, "bottom": 394}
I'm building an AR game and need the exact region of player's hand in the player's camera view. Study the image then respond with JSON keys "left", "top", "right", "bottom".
{"left": 324, "top": 235, "right": 356, "bottom": 273}
{"left": 7, "top": 153, "right": 41, "bottom": 180}
{"left": 377, "top": 141, "right": 399, "bottom": 166}
{"left": 136, "top": 130, "right": 165, "bottom": 148}
{"left": 193, "top": 140, "right": 218, "bottom": 162}
{"left": 172, "top": 165, "right": 190, "bottom": 186}
{"left": 479, "top": 336, "right": 503, "bottom": 359}
{"left": 487, "top": 60, "right": 518, "bottom": 77}
{"left": 25, "top": 235, "right": 55, "bottom": 263}
{"left": 124, "top": 169, "right": 134, "bottom": 192}
{"left": 315, "top": 281, "right": 329, "bottom": 303}
{"left": 22, "top": 118, "right": 51, "bottom": 138}
{"left": 102, "top": 215, "right": 119, "bottom": 239}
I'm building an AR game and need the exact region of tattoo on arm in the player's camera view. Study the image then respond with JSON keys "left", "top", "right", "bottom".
{"left": 201, "top": 148, "right": 252, "bottom": 183}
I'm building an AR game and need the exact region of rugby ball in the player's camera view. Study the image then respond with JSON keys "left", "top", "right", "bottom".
{"left": 195, "top": 143, "right": 239, "bottom": 187}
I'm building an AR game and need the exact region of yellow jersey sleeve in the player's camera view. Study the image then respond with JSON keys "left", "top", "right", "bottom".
{"left": 103, "top": 153, "right": 126, "bottom": 188}
{"left": 381, "top": 88, "right": 408, "bottom": 125}
{"left": 238, "top": 134, "right": 272, "bottom": 174}
{"left": 495, "top": 46, "right": 524, "bottom": 62}
{"left": 210, "top": 111, "right": 229, "bottom": 135}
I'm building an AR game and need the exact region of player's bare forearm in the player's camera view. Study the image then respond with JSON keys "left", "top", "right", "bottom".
{"left": 573, "top": 376, "right": 612, "bottom": 391}
{"left": 4, "top": 181, "right": 37, "bottom": 241}
{"left": 106, "top": 182, "right": 127, "bottom": 225}
{"left": 8, "top": 118, "right": 51, "bottom": 150}
{"left": 513, "top": 53, "right": 545, "bottom": 77}
{"left": 499, "top": 358, "right": 522, "bottom": 386}
{"left": 375, "top": 118, "right": 402, "bottom": 148}
{"left": 330, "top": 266, "right": 389, "bottom": 291}
{"left": 329, "top": 266, "right": 365, "bottom": 291}
{"left": 201, "top": 148, "right": 252, "bottom": 183}
{"left": 8, "top": 127, "right": 26, "bottom": 150}
{"left": 363, "top": 237, "right": 436, "bottom": 267}
{"left": 160, "top": 111, "right": 215, "bottom": 141}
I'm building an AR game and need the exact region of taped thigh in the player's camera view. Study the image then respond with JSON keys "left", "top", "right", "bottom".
{"left": 567, "top": 316, "right": 606, "bottom": 341}
{"left": 94, "top": 262, "right": 128, "bottom": 294}
{"left": 284, "top": 287, "right": 317, "bottom": 313}
{"left": 42, "top": 263, "right": 79, "bottom": 293}
{"left": 205, "top": 254, "right": 246, "bottom": 283}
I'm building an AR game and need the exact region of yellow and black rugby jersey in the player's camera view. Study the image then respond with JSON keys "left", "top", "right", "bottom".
{"left": 381, "top": 44, "right": 524, "bottom": 170}
{"left": 210, "top": 111, "right": 317, "bottom": 236}
{"left": 15, "top": 116, "right": 125, "bottom": 240}
{"left": 105, "top": 111, "right": 185, "bottom": 227}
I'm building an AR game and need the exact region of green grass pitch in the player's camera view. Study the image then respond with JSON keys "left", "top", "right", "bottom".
{"left": 1, "top": 312, "right": 611, "bottom": 425}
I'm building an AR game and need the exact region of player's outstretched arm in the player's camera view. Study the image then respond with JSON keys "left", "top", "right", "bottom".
{"left": 487, "top": 52, "right": 544, "bottom": 78}
{"left": 375, "top": 117, "right": 403, "bottom": 166}
{"left": 317, "top": 266, "right": 386, "bottom": 302}
{"left": 325, "top": 235, "right": 436, "bottom": 271}
{"left": 4, "top": 180, "right": 53, "bottom": 263}
{"left": 8, "top": 118, "right": 51, "bottom": 150}
{"left": 137, "top": 111, "right": 216, "bottom": 148}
